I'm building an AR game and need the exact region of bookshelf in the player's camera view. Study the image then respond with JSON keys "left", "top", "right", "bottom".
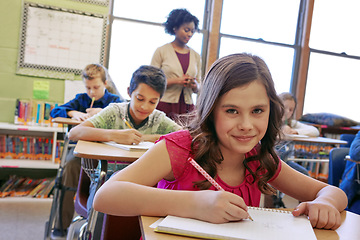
{"left": 0, "top": 122, "right": 65, "bottom": 168}
{"left": 278, "top": 136, "right": 347, "bottom": 181}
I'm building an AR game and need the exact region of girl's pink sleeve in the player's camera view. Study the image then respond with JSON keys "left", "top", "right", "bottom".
{"left": 157, "top": 130, "right": 193, "bottom": 179}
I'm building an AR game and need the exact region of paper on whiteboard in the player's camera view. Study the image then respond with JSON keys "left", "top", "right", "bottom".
{"left": 64, "top": 80, "right": 86, "bottom": 103}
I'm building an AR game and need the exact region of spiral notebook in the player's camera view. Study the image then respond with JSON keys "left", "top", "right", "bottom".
{"left": 154, "top": 207, "right": 316, "bottom": 240}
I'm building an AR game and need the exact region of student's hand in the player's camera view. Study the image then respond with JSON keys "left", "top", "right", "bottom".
{"left": 191, "top": 190, "right": 250, "bottom": 224}
{"left": 86, "top": 108, "right": 102, "bottom": 117}
{"left": 68, "top": 110, "right": 89, "bottom": 121}
{"left": 112, "top": 129, "right": 143, "bottom": 145}
{"left": 282, "top": 125, "right": 298, "bottom": 135}
{"left": 292, "top": 201, "right": 342, "bottom": 230}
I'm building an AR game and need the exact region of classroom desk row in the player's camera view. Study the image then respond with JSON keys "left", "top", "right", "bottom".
{"left": 73, "top": 140, "right": 360, "bottom": 240}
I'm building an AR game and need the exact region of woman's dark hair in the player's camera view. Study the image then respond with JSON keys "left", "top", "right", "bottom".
{"left": 128, "top": 65, "right": 167, "bottom": 98}
{"left": 163, "top": 8, "right": 199, "bottom": 35}
{"left": 187, "top": 53, "right": 284, "bottom": 194}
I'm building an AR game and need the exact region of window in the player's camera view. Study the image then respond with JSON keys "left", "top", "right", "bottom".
{"left": 219, "top": 0, "right": 301, "bottom": 94}
{"left": 304, "top": 53, "right": 360, "bottom": 120}
{"left": 304, "top": 0, "right": 360, "bottom": 121}
{"left": 108, "top": 0, "right": 207, "bottom": 99}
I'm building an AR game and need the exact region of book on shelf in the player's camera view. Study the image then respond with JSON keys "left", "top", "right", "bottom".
{"left": 103, "top": 141, "right": 154, "bottom": 151}
{"left": 154, "top": 207, "right": 316, "bottom": 240}
{"left": 13, "top": 98, "right": 62, "bottom": 127}
{"left": 36, "top": 178, "right": 55, "bottom": 198}
{"left": 27, "top": 179, "right": 48, "bottom": 197}
{"left": 0, "top": 175, "right": 55, "bottom": 198}
{"left": 0, "top": 134, "right": 61, "bottom": 161}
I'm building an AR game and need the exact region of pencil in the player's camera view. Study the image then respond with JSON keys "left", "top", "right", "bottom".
{"left": 123, "top": 117, "right": 133, "bottom": 129}
{"left": 90, "top": 97, "right": 95, "bottom": 108}
{"left": 188, "top": 157, "right": 223, "bottom": 191}
{"left": 187, "top": 157, "right": 254, "bottom": 221}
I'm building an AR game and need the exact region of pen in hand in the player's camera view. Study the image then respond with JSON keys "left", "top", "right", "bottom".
{"left": 123, "top": 117, "right": 133, "bottom": 129}
{"left": 187, "top": 157, "right": 254, "bottom": 221}
{"left": 90, "top": 97, "right": 95, "bottom": 108}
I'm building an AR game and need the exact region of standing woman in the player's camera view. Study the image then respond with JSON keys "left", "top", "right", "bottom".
{"left": 151, "top": 8, "right": 201, "bottom": 120}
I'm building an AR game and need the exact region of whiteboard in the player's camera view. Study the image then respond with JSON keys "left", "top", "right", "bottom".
{"left": 18, "top": 3, "right": 106, "bottom": 75}
{"left": 64, "top": 80, "right": 86, "bottom": 103}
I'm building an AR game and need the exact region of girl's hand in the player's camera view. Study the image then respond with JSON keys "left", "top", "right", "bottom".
{"left": 292, "top": 201, "right": 342, "bottom": 230}
{"left": 112, "top": 129, "right": 143, "bottom": 145}
{"left": 191, "top": 190, "right": 250, "bottom": 223}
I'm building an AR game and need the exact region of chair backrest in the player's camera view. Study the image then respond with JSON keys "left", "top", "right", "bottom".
{"left": 74, "top": 168, "right": 91, "bottom": 218}
{"left": 101, "top": 214, "right": 141, "bottom": 240}
{"left": 340, "top": 134, "right": 356, "bottom": 148}
{"left": 328, "top": 147, "right": 350, "bottom": 187}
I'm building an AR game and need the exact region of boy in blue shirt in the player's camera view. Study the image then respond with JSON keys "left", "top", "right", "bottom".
{"left": 50, "top": 63, "right": 123, "bottom": 237}
{"left": 50, "top": 64, "right": 122, "bottom": 121}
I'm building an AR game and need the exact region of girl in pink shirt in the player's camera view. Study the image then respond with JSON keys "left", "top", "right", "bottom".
{"left": 94, "top": 53, "right": 347, "bottom": 230}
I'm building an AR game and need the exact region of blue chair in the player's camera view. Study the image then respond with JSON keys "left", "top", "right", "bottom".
{"left": 328, "top": 147, "right": 350, "bottom": 186}
{"left": 340, "top": 134, "right": 356, "bottom": 148}
{"left": 329, "top": 147, "right": 360, "bottom": 215}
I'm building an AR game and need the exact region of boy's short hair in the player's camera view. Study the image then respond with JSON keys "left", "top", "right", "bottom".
{"left": 82, "top": 64, "right": 107, "bottom": 83}
{"left": 128, "top": 65, "right": 166, "bottom": 98}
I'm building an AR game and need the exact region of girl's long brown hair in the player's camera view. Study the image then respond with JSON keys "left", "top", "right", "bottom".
{"left": 186, "top": 53, "right": 284, "bottom": 194}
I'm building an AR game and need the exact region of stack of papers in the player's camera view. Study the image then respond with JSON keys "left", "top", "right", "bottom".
{"left": 103, "top": 141, "right": 154, "bottom": 151}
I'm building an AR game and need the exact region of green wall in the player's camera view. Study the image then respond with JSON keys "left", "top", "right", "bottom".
{"left": 0, "top": 0, "right": 109, "bottom": 123}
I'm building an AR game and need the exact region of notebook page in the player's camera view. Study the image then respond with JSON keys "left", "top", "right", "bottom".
{"left": 103, "top": 141, "right": 154, "bottom": 151}
{"left": 155, "top": 207, "right": 316, "bottom": 240}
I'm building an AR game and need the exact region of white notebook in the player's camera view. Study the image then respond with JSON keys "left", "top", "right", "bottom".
{"left": 155, "top": 207, "right": 316, "bottom": 240}
{"left": 103, "top": 141, "right": 154, "bottom": 151}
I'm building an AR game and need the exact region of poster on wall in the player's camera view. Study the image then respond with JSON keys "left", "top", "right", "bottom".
{"left": 17, "top": 2, "right": 106, "bottom": 76}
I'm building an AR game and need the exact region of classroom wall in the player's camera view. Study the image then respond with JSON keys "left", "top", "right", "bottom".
{"left": 0, "top": 0, "right": 109, "bottom": 123}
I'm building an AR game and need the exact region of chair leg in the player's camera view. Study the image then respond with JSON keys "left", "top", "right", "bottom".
{"left": 44, "top": 135, "right": 72, "bottom": 240}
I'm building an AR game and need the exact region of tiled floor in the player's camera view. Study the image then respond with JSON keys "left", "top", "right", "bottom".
{"left": 0, "top": 197, "right": 52, "bottom": 240}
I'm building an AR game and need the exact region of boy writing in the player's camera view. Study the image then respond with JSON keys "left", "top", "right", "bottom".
{"left": 68, "top": 65, "right": 181, "bottom": 238}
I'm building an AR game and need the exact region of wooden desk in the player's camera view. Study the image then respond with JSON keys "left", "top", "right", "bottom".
{"left": 73, "top": 140, "right": 144, "bottom": 162}
{"left": 283, "top": 135, "right": 347, "bottom": 145}
{"left": 52, "top": 117, "right": 82, "bottom": 126}
{"left": 52, "top": 117, "right": 82, "bottom": 167}
{"left": 309, "top": 124, "right": 360, "bottom": 136}
{"left": 140, "top": 210, "right": 360, "bottom": 240}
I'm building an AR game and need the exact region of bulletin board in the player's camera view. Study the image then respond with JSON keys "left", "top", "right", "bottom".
{"left": 17, "top": 2, "right": 107, "bottom": 76}
{"left": 71, "top": 0, "right": 109, "bottom": 6}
